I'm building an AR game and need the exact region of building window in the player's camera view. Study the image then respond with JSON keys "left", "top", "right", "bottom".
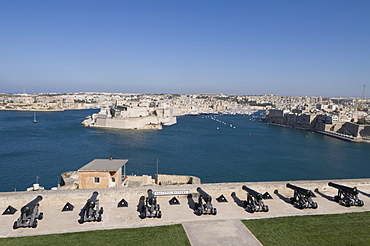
{"left": 94, "top": 177, "right": 100, "bottom": 183}
{"left": 111, "top": 177, "right": 115, "bottom": 182}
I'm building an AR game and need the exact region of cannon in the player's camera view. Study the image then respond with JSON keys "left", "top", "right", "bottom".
{"left": 195, "top": 187, "right": 217, "bottom": 215}
{"left": 286, "top": 183, "right": 318, "bottom": 209}
{"left": 141, "top": 189, "right": 162, "bottom": 218}
{"left": 13, "top": 195, "right": 43, "bottom": 229}
{"left": 242, "top": 186, "right": 269, "bottom": 213}
{"left": 328, "top": 182, "right": 364, "bottom": 207}
{"left": 78, "top": 191, "right": 103, "bottom": 223}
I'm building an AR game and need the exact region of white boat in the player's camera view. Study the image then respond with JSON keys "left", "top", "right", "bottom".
{"left": 33, "top": 112, "right": 37, "bottom": 123}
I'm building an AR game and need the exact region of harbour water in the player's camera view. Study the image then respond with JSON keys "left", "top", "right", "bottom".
{"left": 1, "top": 109, "right": 370, "bottom": 192}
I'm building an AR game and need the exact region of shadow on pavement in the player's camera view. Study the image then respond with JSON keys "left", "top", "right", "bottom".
{"left": 231, "top": 192, "right": 245, "bottom": 209}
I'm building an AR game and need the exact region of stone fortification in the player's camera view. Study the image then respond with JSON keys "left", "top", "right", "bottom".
{"left": 3, "top": 178, "right": 370, "bottom": 208}
{"left": 82, "top": 106, "right": 176, "bottom": 130}
{"left": 2, "top": 178, "right": 370, "bottom": 238}
{"left": 266, "top": 109, "right": 370, "bottom": 142}
{"left": 59, "top": 172, "right": 201, "bottom": 189}
{"left": 155, "top": 174, "right": 201, "bottom": 185}
{"left": 59, "top": 171, "right": 79, "bottom": 190}
{"left": 123, "top": 175, "right": 155, "bottom": 187}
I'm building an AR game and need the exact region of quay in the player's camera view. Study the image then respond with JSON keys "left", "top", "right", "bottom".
{"left": 317, "top": 130, "right": 370, "bottom": 143}
{"left": 267, "top": 122, "right": 370, "bottom": 143}
{"left": 1, "top": 178, "right": 370, "bottom": 242}
{"left": 265, "top": 108, "right": 370, "bottom": 143}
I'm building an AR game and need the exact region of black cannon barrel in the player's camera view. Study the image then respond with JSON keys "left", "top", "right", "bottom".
{"left": 147, "top": 189, "right": 156, "bottom": 205}
{"left": 21, "top": 195, "right": 43, "bottom": 215}
{"left": 147, "top": 189, "right": 154, "bottom": 198}
{"left": 242, "top": 186, "right": 263, "bottom": 200}
{"left": 286, "top": 183, "right": 314, "bottom": 197}
{"left": 197, "top": 187, "right": 212, "bottom": 202}
{"left": 328, "top": 182, "right": 358, "bottom": 195}
{"left": 87, "top": 191, "right": 99, "bottom": 208}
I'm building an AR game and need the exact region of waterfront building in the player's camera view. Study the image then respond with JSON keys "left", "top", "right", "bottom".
{"left": 78, "top": 159, "right": 128, "bottom": 189}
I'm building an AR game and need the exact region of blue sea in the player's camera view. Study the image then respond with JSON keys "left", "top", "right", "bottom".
{"left": 1, "top": 109, "right": 370, "bottom": 192}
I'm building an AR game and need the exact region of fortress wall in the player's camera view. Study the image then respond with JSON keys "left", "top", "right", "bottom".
{"left": 2, "top": 178, "right": 370, "bottom": 238}
{"left": 341, "top": 122, "right": 360, "bottom": 136}
{"left": 95, "top": 116, "right": 160, "bottom": 129}
{"left": 124, "top": 175, "right": 154, "bottom": 185}
{"left": 155, "top": 174, "right": 201, "bottom": 185}
{"left": 2, "top": 178, "right": 370, "bottom": 208}
{"left": 361, "top": 125, "right": 370, "bottom": 137}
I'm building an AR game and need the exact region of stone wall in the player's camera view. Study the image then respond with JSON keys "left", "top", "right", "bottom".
{"left": 359, "top": 125, "right": 370, "bottom": 138}
{"left": 338, "top": 122, "right": 361, "bottom": 137}
{"left": 155, "top": 174, "right": 201, "bottom": 185}
{"left": 2, "top": 178, "right": 370, "bottom": 208}
{"left": 95, "top": 115, "right": 162, "bottom": 129}
{"left": 59, "top": 171, "right": 79, "bottom": 190}
{"left": 123, "top": 175, "right": 155, "bottom": 187}
{"left": 267, "top": 109, "right": 284, "bottom": 124}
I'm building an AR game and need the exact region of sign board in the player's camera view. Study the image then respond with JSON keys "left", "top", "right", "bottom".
{"left": 154, "top": 190, "right": 189, "bottom": 196}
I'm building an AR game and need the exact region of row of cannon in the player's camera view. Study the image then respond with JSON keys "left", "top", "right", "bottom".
{"left": 5, "top": 182, "right": 365, "bottom": 229}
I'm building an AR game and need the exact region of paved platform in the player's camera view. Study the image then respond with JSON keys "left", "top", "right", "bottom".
{"left": 183, "top": 219, "right": 262, "bottom": 246}
{"left": 1, "top": 179, "right": 370, "bottom": 241}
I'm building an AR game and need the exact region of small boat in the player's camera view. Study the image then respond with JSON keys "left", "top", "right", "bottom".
{"left": 33, "top": 112, "right": 37, "bottom": 123}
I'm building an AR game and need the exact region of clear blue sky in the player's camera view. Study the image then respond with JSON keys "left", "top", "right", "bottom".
{"left": 1, "top": 1, "right": 369, "bottom": 96}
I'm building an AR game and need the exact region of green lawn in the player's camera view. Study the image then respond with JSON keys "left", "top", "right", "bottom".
{"left": 243, "top": 211, "right": 370, "bottom": 246}
{"left": 0, "top": 224, "right": 190, "bottom": 246}
{"left": 3, "top": 212, "right": 370, "bottom": 246}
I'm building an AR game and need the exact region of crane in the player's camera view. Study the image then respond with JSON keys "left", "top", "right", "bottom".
{"left": 358, "top": 85, "right": 366, "bottom": 111}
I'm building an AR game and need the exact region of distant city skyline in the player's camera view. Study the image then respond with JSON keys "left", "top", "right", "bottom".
{"left": 1, "top": 1, "right": 369, "bottom": 97}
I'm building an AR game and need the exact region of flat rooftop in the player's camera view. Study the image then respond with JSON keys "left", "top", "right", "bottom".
{"left": 78, "top": 159, "right": 128, "bottom": 172}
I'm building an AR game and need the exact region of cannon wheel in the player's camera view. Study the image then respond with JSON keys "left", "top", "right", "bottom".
{"left": 334, "top": 196, "right": 340, "bottom": 203}
{"left": 13, "top": 221, "right": 18, "bottom": 230}
{"left": 140, "top": 212, "right": 146, "bottom": 219}
{"left": 157, "top": 211, "right": 162, "bottom": 218}
{"left": 312, "top": 202, "right": 318, "bottom": 209}
{"left": 263, "top": 205, "right": 269, "bottom": 212}
{"left": 100, "top": 207, "right": 104, "bottom": 215}
{"left": 246, "top": 206, "right": 254, "bottom": 213}
{"left": 32, "top": 220, "right": 38, "bottom": 228}
{"left": 290, "top": 197, "right": 295, "bottom": 204}
{"left": 243, "top": 201, "right": 248, "bottom": 208}
{"left": 345, "top": 200, "right": 352, "bottom": 207}
{"left": 212, "top": 208, "right": 217, "bottom": 215}
{"left": 196, "top": 208, "right": 202, "bottom": 216}
{"left": 357, "top": 200, "right": 364, "bottom": 207}
{"left": 140, "top": 207, "right": 147, "bottom": 219}
{"left": 38, "top": 212, "right": 44, "bottom": 220}
{"left": 298, "top": 200, "right": 305, "bottom": 209}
